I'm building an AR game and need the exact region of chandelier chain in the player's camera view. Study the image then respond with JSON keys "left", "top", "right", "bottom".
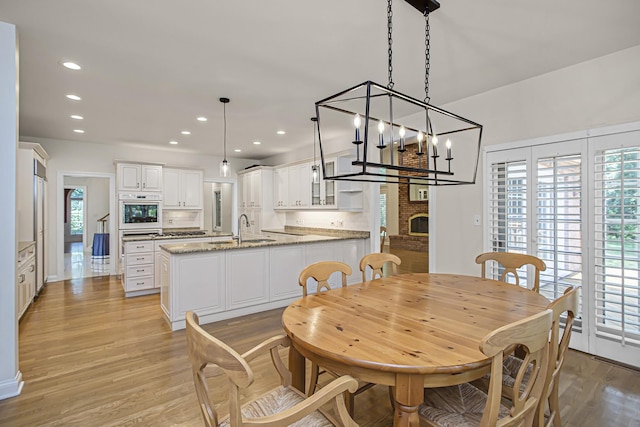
{"left": 387, "top": 0, "right": 394, "bottom": 89}
{"left": 424, "top": 10, "right": 431, "bottom": 103}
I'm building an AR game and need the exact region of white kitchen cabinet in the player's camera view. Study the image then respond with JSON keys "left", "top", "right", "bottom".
{"left": 153, "top": 236, "right": 213, "bottom": 288}
{"left": 162, "top": 168, "right": 203, "bottom": 209}
{"left": 122, "top": 240, "right": 156, "bottom": 296}
{"left": 273, "top": 163, "right": 311, "bottom": 210}
{"left": 226, "top": 248, "right": 269, "bottom": 310}
{"left": 288, "top": 163, "right": 311, "bottom": 208}
{"left": 269, "top": 245, "right": 306, "bottom": 300}
{"left": 274, "top": 166, "right": 289, "bottom": 208}
{"left": 312, "top": 158, "right": 336, "bottom": 208}
{"left": 161, "top": 250, "right": 226, "bottom": 323}
{"left": 311, "top": 156, "right": 363, "bottom": 211}
{"left": 117, "top": 163, "right": 163, "bottom": 192}
{"left": 16, "top": 244, "right": 36, "bottom": 320}
{"left": 240, "top": 168, "right": 263, "bottom": 208}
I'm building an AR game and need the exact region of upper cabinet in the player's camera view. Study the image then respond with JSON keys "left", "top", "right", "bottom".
{"left": 274, "top": 163, "right": 312, "bottom": 210}
{"left": 163, "top": 168, "right": 203, "bottom": 209}
{"left": 117, "top": 163, "right": 163, "bottom": 192}
{"left": 312, "top": 158, "right": 336, "bottom": 208}
{"left": 273, "top": 155, "right": 363, "bottom": 211}
{"left": 240, "top": 167, "right": 273, "bottom": 209}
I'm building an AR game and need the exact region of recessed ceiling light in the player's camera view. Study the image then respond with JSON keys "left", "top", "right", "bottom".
{"left": 234, "top": 149, "right": 241, "bottom": 152}
{"left": 73, "top": 129, "right": 85, "bottom": 134}
{"left": 70, "top": 115, "right": 83, "bottom": 120}
{"left": 197, "top": 116, "right": 207, "bottom": 122}
{"left": 169, "top": 140, "right": 178, "bottom": 145}
{"left": 181, "top": 130, "right": 191, "bottom": 135}
{"left": 61, "top": 61, "right": 81, "bottom": 70}
{"left": 277, "top": 130, "right": 286, "bottom": 135}
{"left": 253, "top": 141, "right": 261, "bottom": 145}
{"left": 66, "top": 94, "right": 81, "bottom": 101}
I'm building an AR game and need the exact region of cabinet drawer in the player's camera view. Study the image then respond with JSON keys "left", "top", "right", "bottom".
{"left": 126, "top": 241, "right": 153, "bottom": 253}
{"left": 127, "top": 252, "right": 154, "bottom": 265}
{"left": 126, "top": 264, "right": 154, "bottom": 277}
{"left": 125, "top": 276, "right": 154, "bottom": 291}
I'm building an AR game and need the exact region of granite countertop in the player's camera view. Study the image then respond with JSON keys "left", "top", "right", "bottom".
{"left": 122, "top": 230, "right": 233, "bottom": 243}
{"left": 18, "top": 241, "right": 36, "bottom": 253}
{"left": 160, "top": 229, "right": 370, "bottom": 255}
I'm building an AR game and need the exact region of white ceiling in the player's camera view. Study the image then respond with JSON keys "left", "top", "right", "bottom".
{"left": 2, "top": 0, "right": 640, "bottom": 160}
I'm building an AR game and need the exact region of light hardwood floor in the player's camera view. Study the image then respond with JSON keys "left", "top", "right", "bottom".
{"left": 2, "top": 258, "right": 640, "bottom": 426}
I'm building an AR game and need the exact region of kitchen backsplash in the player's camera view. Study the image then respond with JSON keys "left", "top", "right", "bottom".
{"left": 163, "top": 210, "right": 203, "bottom": 229}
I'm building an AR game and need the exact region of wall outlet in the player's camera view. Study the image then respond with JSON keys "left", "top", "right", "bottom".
{"left": 337, "top": 219, "right": 344, "bottom": 228}
{"left": 168, "top": 219, "right": 173, "bottom": 224}
{"left": 473, "top": 214, "right": 481, "bottom": 226}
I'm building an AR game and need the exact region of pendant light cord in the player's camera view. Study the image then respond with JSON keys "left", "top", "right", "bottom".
{"left": 223, "top": 102, "right": 227, "bottom": 161}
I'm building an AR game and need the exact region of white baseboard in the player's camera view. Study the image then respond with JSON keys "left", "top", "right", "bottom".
{"left": 0, "top": 371, "right": 23, "bottom": 400}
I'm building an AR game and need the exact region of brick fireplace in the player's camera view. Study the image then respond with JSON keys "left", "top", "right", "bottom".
{"left": 389, "top": 143, "right": 429, "bottom": 253}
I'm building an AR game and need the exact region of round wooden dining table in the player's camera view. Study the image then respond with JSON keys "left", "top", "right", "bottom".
{"left": 282, "top": 273, "right": 549, "bottom": 427}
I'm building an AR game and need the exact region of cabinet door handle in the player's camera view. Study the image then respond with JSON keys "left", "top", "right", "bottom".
{"left": 143, "top": 182, "right": 146, "bottom": 188}
{"left": 19, "top": 274, "right": 25, "bottom": 283}
{"left": 136, "top": 257, "right": 145, "bottom": 261}
{"left": 136, "top": 269, "right": 145, "bottom": 273}
{"left": 29, "top": 265, "right": 35, "bottom": 272}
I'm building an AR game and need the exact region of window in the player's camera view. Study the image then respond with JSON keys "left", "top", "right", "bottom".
{"left": 70, "top": 188, "right": 84, "bottom": 236}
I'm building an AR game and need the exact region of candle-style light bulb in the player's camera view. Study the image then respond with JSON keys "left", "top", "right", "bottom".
{"left": 446, "top": 138, "right": 452, "bottom": 159}
{"left": 432, "top": 135, "right": 439, "bottom": 156}
{"left": 377, "top": 120, "right": 385, "bottom": 147}
{"left": 353, "top": 114, "right": 361, "bottom": 142}
{"left": 417, "top": 131, "right": 424, "bottom": 154}
{"left": 398, "top": 126, "right": 406, "bottom": 152}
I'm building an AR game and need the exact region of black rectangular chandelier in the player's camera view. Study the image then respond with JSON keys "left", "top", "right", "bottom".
{"left": 315, "top": 0, "right": 483, "bottom": 186}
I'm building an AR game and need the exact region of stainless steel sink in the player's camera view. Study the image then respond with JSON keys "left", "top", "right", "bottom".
{"left": 241, "top": 238, "right": 277, "bottom": 244}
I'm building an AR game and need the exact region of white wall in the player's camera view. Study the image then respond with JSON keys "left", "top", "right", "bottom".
{"left": 0, "top": 21, "right": 22, "bottom": 400}
{"left": 432, "top": 44, "right": 640, "bottom": 275}
{"left": 30, "top": 138, "right": 258, "bottom": 281}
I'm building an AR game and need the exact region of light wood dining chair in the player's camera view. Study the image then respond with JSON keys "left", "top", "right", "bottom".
{"left": 298, "top": 261, "right": 374, "bottom": 416}
{"left": 185, "top": 311, "right": 359, "bottom": 427}
{"left": 419, "top": 309, "right": 553, "bottom": 427}
{"left": 359, "top": 253, "right": 401, "bottom": 282}
{"left": 473, "top": 287, "right": 578, "bottom": 427}
{"left": 298, "top": 261, "right": 352, "bottom": 297}
{"left": 475, "top": 252, "right": 547, "bottom": 292}
{"left": 379, "top": 226, "right": 387, "bottom": 252}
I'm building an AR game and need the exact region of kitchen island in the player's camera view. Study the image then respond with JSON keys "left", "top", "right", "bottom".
{"left": 159, "top": 229, "right": 370, "bottom": 330}
{"left": 121, "top": 230, "right": 233, "bottom": 297}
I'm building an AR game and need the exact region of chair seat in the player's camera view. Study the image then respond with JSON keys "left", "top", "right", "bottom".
{"left": 219, "top": 385, "right": 334, "bottom": 427}
{"left": 502, "top": 354, "right": 531, "bottom": 392}
{"left": 419, "top": 382, "right": 511, "bottom": 427}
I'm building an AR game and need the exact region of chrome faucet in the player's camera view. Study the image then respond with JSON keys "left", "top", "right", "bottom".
{"left": 238, "top": 213, "right": 250, "bottom": 245}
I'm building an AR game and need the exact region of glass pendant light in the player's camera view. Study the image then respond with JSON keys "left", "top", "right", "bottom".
{"left": 311, "top": 117, "right": 320, "bottom": 184}
{"left": 219, "top": 97, "right": 230, "bottom": 178}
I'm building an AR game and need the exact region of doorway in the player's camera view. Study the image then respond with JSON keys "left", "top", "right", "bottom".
{"left": 57, "top": 172, "right": 116, "bottom": 280}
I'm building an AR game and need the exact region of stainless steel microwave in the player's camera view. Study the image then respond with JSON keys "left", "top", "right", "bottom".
{"left": 119, "top": 193, "right": 162, "bottom": 230}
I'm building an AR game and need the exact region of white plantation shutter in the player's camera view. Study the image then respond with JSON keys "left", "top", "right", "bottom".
{"left": 536, "top": 154, "right": 584, "bottom": 330}
{"left": 486, "top": 159, "right": 530, "bottom": 285}
{"left": 594, "top": 146, "right": 640, "bottom": 345}
{"left": 536, "top": 155, "right": 583, "bottom": 299}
